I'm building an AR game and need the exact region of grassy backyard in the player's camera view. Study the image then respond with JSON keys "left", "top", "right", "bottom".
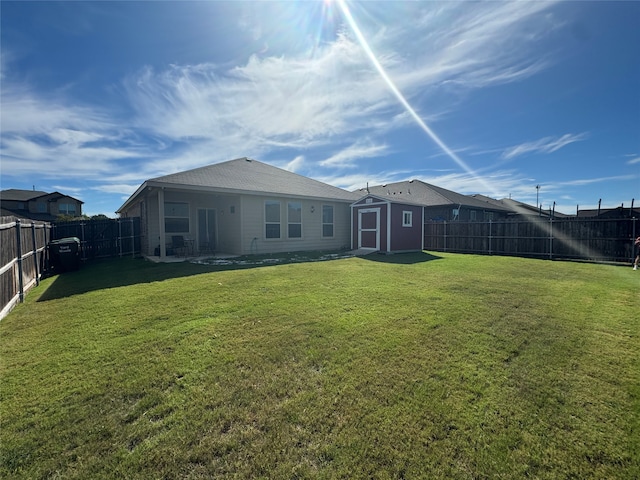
{"left": 1, "top": 252, "right": 638, "bottom": 479}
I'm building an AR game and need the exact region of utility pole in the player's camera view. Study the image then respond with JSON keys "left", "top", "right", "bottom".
{"left": 536, "top": 185, "right": 540, "bottom": 215}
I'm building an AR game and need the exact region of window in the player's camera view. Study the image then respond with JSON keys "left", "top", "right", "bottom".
{"left": 164, "top": 202, "right": 189, "bottom": 233}
{"left": 59, "top": 203, "right": 77, "bottom": 215}
{"left": 402, "top": 210, "right": 413, "bottom": 227}
{"left": 322, "top": 205, "right": 334, "bottom": 237}
{"left": 470, "top": 210, "right": 477, "bottom": 221}
{"left": 265, "top": 200, "right": 280, "bottom": 239}
{"left": 486, "top": 211, "right": 494, "bottom": 221}
{"left": 37, "top": 202, "right": 46, "bottom": 213}
{"left": 288, "top": 202, "right": 302, "bottom": 238}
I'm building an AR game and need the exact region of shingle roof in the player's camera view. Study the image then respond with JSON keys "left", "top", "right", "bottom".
{"left": 0, "top": 189, "right": 49, "bottom": 201}
{"left": 148, "top": 157, "right": 359, "bottom": 202}
{"left": 355, "top": 180, "right": 511, "bottom": 211}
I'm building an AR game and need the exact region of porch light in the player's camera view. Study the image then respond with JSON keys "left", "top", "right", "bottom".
{"left": 310, "top": 205, "right": 315, "bottom": 213}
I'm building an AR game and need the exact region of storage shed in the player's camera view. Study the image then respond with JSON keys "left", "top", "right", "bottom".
{"left": 351, "top": 195, "right": 424, "bottom": 253}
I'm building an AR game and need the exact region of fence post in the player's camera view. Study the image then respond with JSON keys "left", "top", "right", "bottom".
{"left": 548, "top": 215, "right": 553, "bottom": 260}
{"left": 31, "top": 222, "right": 40, "bottom": 286}
{"left": 488, "top": 219, "right": 492, "bottom": 255}
{"left": 118, "top": 218, "right": 123, "bottom": 257}
{"left": 45, "top": 223, "right": 51, "bottom": 272}
{"left": 81, "top": 222, "right": 86, "bottom": 261}
{"left": 131, "top": 217, "right": 135, "bottom": 258}
{"left": 443, "top": 220, "right": 447, "bottom": 252}
{"left": 633, "top": 217, "right": 637, "bottom": 264}
{"left": 16, "top": 219, "right": 24, "bottom": 303}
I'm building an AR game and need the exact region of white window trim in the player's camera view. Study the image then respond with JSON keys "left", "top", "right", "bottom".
{"left": 164, "top": 201, "right": 190, "bottom": 234}
{"left": 265, "top": 200, "right": 281, "bottom": 240}
{"left": 402, "top": 210, "right": 413, "bottom": 227}
{"left": 287, "top": 201, "right": 302, "bottom": 239}
{"left": 322, "top": 204, "right": 334, "bottom": 238}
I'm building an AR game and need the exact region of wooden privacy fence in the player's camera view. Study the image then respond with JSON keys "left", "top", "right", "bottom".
{"left": 0, "top": 217, "right": 51, "bottom": 320}
{"left": 52, "top": 217, "right": 141, "bottom": 261}
{"left": 424, "top": 216, "right": 638, "bottom": 263}
{"left": 1, "top": 217, "right": 141, "bottom": 320}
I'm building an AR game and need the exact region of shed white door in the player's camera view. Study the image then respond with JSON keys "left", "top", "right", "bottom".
{"left": 358, "top": 208, "right": 380, "bottom": 250}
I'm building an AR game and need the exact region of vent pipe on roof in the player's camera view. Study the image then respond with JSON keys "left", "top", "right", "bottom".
{"left": 366, "top": 182, "right": 369, "bottom": 194}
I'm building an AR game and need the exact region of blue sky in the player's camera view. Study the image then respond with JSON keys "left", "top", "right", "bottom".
{"left": 1, "top": 1, "right": 638, "bottom": 217}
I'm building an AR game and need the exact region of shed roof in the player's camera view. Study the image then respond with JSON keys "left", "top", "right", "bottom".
{"left": 356, "top": 180, "right": 511, "bottom": 211}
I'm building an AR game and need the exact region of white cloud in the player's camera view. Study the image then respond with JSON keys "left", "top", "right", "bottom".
{"left": 320, "top": 140, "right": 389, "bottom": 168}
{"left": 627, "top": 156, "right": 640, "bottom": 165}
{"left": 500, "top": 133, "right": 589, "bottom": 160}
{"left": 284, "top": 155, "right": 305, "bottom": 173}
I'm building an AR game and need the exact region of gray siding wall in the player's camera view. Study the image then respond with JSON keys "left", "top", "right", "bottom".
{"left": 125, "top": 189, "right": 352, "bottom": 256}
{"left": 239, "top": 195, "right": 351, "bottom": 255}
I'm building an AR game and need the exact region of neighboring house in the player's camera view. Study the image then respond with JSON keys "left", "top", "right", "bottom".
{"left": 351, "top": 194, "right": 424, "bottom": 253}
{"left": 356, "top": 180, "right": 512, "bottom": 223}
{"left": 469, "top": 195, "right": 569, "bottom": 218}
{"left": 116, "top": 158, "right": 360, "bottom": 258}
{"left": 577, "top": 206, "right": 640, "bottom": 219}
{"left": 0, "top": 189, "right": 83, "bottom": 222}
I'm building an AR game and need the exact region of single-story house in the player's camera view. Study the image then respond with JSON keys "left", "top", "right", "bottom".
{"left": 351, "top": 194, "right": 424, "bottom": 253}
{"left": 116, "top": 158, "right": 360, "bottom": 258}
{"left": 0, "top": 189, "right": 84, "bottom": 222}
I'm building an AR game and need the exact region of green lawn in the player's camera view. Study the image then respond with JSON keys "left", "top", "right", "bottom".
{"left": 1, "top": 252, "right": 638, "bottom": 479}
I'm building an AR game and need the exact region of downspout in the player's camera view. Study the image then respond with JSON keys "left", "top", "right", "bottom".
{"left": 350, "top": 202, "right": 354, "bottom": 250}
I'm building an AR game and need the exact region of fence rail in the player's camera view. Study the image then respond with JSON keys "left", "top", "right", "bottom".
{"left": 0, "top": 217, "right": 52, "bottom": 320}
{"left": 424, "top": 216, "right": 638, "bottom": 263}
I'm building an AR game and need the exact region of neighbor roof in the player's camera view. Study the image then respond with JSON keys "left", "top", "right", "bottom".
{"left": 118, "top": 158, "right": 359, "bottom": 213}
{"left": 356, "top": 180, "right": 511, "bottom": 211}
{"left": 0, "top": 189, "right": 49, "bottom": 202}
{"left": 469, "top": 195, "right": 569, "bottom": 217}
{"left": 0, "top": 189, "right": 83, "bottom": 204}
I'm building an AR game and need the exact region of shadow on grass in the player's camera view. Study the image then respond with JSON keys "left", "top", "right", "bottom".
{"left": 360, "top": 251, "right": 443, "bottom": 265}
{"left": 37, "top": 257, "right": 221, "bottom": 302}
{"left": 37, "top": 251, "right": 443, "bottom": 302}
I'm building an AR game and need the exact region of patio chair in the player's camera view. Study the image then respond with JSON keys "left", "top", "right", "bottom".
{"left": 172, "top": 235, "right": 188, "bottom": 257}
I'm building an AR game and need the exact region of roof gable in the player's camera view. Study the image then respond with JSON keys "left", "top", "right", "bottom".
{"left": 149, "top": 157, "right": 359, "bottom": 202}
{"left": 356, "top": 180, "right": 510, "bottom": 211}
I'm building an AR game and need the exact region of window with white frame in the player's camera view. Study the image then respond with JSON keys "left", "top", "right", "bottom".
{"left": 322, "top": 205, "right": 334, "bottom": 237}
{"left": 402, "top": 210, "right": 413, "bottom": 227}
{"left": 164, "top": 202, "right": 190, "bottom": 233}
{"left": 265, "top": 200, "right": 281, "bottom": 239}
{"left": 288, "top": 202, "right": 302, "bottom": 238}
{"left": 470, "top": 210, "right": 477, "bottom": 221}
